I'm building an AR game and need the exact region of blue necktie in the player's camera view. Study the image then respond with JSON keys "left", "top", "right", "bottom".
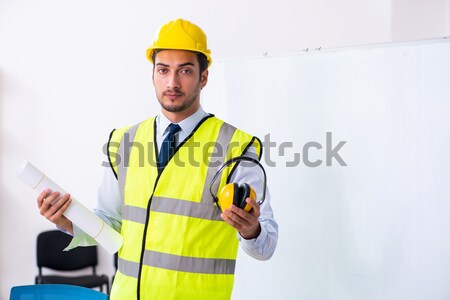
{"left": 158, "top": 123, "right": 181, "bottom": 172}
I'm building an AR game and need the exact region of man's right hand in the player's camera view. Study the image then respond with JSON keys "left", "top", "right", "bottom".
{"left": 37, "top": 189, "right": 74, "bottom": 234}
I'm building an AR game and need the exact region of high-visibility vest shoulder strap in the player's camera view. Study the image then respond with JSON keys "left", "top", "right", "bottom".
{"left": 107, "top": 117, "right": 155, "bottom": 178}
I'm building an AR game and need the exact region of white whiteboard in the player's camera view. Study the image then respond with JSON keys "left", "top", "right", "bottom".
{"left": 205, "top": 38, "right": 450, "bottom": 300}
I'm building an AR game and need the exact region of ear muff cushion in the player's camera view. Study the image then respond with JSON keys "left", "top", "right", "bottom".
{"left": 217, "top": 183, "right": 257, "bottom": 212}
{"left": 235, "top": 183, "right": 251, "bottom": 209}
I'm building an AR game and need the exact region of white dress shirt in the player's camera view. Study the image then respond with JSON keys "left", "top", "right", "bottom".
{"left": 69, "top": 107, "right": 278, "bottom": 260}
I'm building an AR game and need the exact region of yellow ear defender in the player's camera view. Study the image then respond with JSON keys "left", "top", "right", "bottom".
{"left": 209, "top": 156, "right": 267, "bottom": 212}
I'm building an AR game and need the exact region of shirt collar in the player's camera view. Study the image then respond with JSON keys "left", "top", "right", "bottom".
{"left": 157, "top": 106, "right": 209, "bottom": 137}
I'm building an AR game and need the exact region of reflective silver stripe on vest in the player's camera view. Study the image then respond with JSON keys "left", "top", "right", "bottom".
{"left": 117, "top": 122, "right": 142, "bottom": 204}
{"left": 143, "top": 250, "right": 236, "bottom": 275}
{"left": 151, "top": 196, "right": 222, "bottom": 220}
{"left": 117, "top": 251, "right": 236, "bottom": 278}
{"left": 118, "top": 257, "right": 140, "bottom": 278}
{"left": 122, "top": 205, "right": 147, "bottom": 224}
{"left": 200, "top": 122, "right": 237, "bottom": 205}
{"left": 122, "top": 196, "right": 221, "bottom": 223}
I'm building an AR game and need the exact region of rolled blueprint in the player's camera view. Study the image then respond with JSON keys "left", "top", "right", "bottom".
{"left": 18, "top": 161, "right": 123, "bottom": 255}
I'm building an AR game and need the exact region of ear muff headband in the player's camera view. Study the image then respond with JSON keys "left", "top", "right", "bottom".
{"left": 209, "top": 156, "right": 267, "bottom": 206}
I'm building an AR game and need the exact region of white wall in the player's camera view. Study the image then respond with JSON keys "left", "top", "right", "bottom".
{"left": 448, "top": 0, "right": 450, "bottom": 32}
{"left": 392, "top": 0, "right": 449, "bottom": 41}
{"left": 0, "top": 0, "right": 449, "bottom": 299}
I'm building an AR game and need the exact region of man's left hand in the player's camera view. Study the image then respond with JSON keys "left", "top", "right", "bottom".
{"left": 221, "top": 198, "right": 261, "bottom": 239}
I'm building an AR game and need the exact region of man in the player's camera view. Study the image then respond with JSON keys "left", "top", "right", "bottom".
{"left": 37, "top": 18, "right": 278, "bottom": 300}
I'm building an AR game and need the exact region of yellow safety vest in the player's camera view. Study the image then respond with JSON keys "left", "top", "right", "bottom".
{"left": 107, "top": 115, "right": 261, "bottom": 300}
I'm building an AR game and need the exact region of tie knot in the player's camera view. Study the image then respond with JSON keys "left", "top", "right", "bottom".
{"left": 167, "top": 123, "right": 181, "bottom": 135}
{"left": 158, "top": 123, "right": 182, "bottom": 172}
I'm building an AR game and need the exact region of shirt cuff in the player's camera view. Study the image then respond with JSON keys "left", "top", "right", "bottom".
{"left": 239, "top": 221, "right": 268, "bottom": 251}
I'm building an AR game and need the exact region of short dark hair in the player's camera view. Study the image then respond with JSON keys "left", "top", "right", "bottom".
{"left": 195, "top": 52, "right": 209, "bottom": 73}
{"left": 152, "top": 49, "right": 209, "bottom": 75}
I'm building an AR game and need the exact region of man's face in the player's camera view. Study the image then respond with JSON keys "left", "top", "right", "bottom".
{"left": 153, "top": 50, "right": 208, "bottom": 117}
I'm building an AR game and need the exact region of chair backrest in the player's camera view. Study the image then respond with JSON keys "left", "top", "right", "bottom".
{"left": 10, "top": 284, "right": 109, "bottom": 300}
{"left": 37, "top": 230, "right": 97, "bottom": 271}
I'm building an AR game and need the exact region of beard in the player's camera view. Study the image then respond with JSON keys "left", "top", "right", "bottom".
{"left": 158, "top": 86, "right": 201, "bottom": 113}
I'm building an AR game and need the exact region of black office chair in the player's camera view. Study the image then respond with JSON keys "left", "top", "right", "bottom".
{"left": 36, "top": 230, "right": 109, "bottom": 294}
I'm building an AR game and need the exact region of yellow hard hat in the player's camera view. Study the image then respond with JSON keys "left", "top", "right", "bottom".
{"left": 146, "top": 18, "right": 212, "bottom": 67}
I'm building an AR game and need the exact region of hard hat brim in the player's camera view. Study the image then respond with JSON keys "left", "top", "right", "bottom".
{"left": 146, "top": 47, "right": 212, "bottom": 67}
